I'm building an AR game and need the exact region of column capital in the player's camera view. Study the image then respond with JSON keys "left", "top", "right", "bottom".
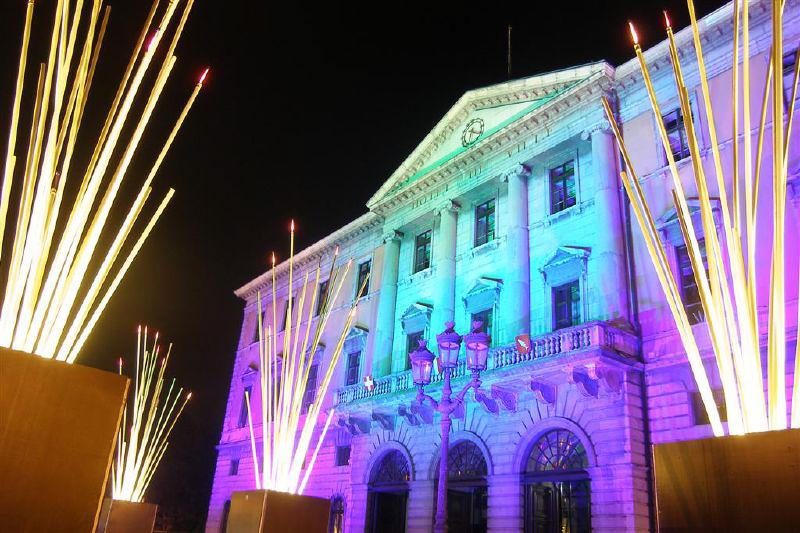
{"left": 382, "top": 229, "right": 404, "bottom": 244}
{"left": 502, "top": 163, "right": 531, "bottom": 182}
{"left": 435, "top": 199, "right": 460, "bottom": 216}
{"left": 580, "top": 120, "right": 612, "bottom": 141}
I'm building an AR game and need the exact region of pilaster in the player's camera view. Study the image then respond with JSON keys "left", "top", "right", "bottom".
{"left": 373, "top": 230, "right": 403, "bottom": 377}
{"left": 587, "top": 124, "right": 628, "bottom": 322}
{"left": 500, "top": 164, "right": 532, "bottom": 344}
{"left": 431, "top": 201, "right": 459, "bottom": 337}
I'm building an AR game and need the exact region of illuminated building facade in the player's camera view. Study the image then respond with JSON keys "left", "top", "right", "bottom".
{"left": 207, "top": 1, "right": 799, "bottom": 531}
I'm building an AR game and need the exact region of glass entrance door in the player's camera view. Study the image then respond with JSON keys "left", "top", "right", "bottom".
{"left": 367, "top": 491, "right": 407, "bottom": 533}
{"left": 524, "top": 480, "right": 590, "bottom": 533}
{"left": 447, "top": 485, "right": 488, "bottom": 533}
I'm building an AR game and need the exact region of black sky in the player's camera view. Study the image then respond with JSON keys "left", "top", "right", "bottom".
{"left": 1, "top": 0, "right": 722, "bottom": 529}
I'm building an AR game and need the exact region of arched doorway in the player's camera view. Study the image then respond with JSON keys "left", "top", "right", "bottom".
{"left": 366, "top": 450, "right": 410, "bottom": 533}
{"left": 523, "top": 429, "right": 591, "bottom": 533}
{"left": 438, "top": 440, "right": 488, "bottom": 533}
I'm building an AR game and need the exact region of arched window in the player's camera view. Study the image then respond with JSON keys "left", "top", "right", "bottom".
{"left": 447, "top": 440, "right": 488, "bottom": 480}
{"left": 523, "top": 430, "right": 591, "bottom": 533}
{"left": 367, "top": 450, "right": 410, "bottom": 533}
{"left": 370, "top": 450, "right": 410, "bottom": 485}
{"left": 526, "top": 429, "right": 588, "bottom": 473}
{"left": 441, "top": 441, "right": 489, "bottom": 533}
{"left": 328, "top": 495, "right": 344, "bottom": 533}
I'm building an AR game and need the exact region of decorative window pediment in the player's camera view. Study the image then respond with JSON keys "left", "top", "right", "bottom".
{"left": 344, "top": 325, "right": 368, "bottom": 354}
{"left": 400, "top": 302, "right": 432, "bottom": 334}
{"left": 463, "top": 277, "right": 502, "bottom": 313}
{"left": 540, "top": 246, "right": 590, "bottom": 287}
{"left": 656, "top": 198, "right": 721, "bottom": 246}
{"left": 241, "top": 362, "right": 258, "bottom": 385}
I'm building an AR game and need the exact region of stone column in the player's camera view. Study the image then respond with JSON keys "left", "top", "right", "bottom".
{"left": 373, "top": 230, "right": 402, "bottom": 377}
{"left": 431, "top": 201, "right": 459, "bottom": 336}
{"left": 501, "top": 164, "right": 532, "bottom": 343}
{"left": 590, "top": 126, "right": 628, "bottom": 322}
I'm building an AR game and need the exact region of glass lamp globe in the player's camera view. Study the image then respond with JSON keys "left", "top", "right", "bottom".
{"left": 464, "top": 320, "right": 490, "bottom": 371}
{"left": 436, "top": 321, "right": 462, "bottom": 369}
{"left": 409, "top": 339, "right": 435, "bottom": 385}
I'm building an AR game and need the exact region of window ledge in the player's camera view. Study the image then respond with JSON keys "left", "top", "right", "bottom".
{"left": 539, "top": 199, "right": 593, "bottom": 227}
{"left": 467, "top": 238, "right": 501, "bottom": 258}
{"left": 401, "top": 267, "right": 434, "bottom": 286}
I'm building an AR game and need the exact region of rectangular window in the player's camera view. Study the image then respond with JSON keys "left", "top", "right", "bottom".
{"left": 335, "top": 445, "right": 351, "bottom": 467}
{"left": 552, "top": 280, "right": 580, "bottom": 330}
{"left": 675, "top": 239, "right": 708, "bottom": 325}
{"left": 692, "top": 390, "right": 728, "bottom": 425}
{"left": 414, "top": 230, "right": 432, "bottom": 273}
{"left": 663, "top": 107, "right": 691, "bottom": 161}
{"left": 356, "top": 260, "right": 371, "bottom": 298}
{"left": 406, "top": 331, "right": 424, "bottom": 371}
{"left": 783, "top": 48, "right": 798, "bottom": 107}
{"left": 237, "top": 385, "right": 253, "bottom": 428}
{"left": 474, "top": 199, "right": 496, "bottom": 247}
{"left": 471, "top": 308, "right": 494, "bottom": 344}
{"left": 280, "top": 301, "right": 289, "bottom": 332}
{"left": 316, "top": 279, "right": 329, "bottom": 317}
{"left": 229, "top": 458, "right": 240, "bottom": 476}
{"left": 549, "top": 160, "right": 576, "bottom": 214}
{"left": 302, "top": 365, "right": 318, "bottom": 414}
{"left": 345, "top": 351, "right": 361, "bottom": 386}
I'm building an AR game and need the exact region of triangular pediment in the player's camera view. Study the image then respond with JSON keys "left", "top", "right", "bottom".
{"left": 464, "top": 277, "right": 503, "bottom": 299}
{"left": 542, "top": 246, "right": 591, "bottom": 272}
{"left": 367, "top": 62, "right": 612, "bottom": 209}
{"left": 345, "top": 324, "right": 369, "bottom": 341}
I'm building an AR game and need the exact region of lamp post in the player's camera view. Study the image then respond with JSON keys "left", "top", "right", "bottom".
{"left": 408, "top": 320, "right": 491, "bottom": 533}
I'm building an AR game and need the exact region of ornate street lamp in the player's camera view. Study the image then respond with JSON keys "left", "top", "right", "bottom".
{"left": 409, "top": 338, "right": 435, "bottom": 385}
{"left": 408, "top": 321, "right": 491, "bottom": 533}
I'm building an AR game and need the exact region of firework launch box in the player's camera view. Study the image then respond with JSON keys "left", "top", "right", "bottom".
{"left": 226, "top": 490, "right": 330, "bottom": 532}
{"left": 97, "top": 499, "right": 158, "bottom": 533}
{"left": 0, "top": 347, "right": 129, "bottom": 532}
{"left": 653, "top": 428, "right": 800, "bottom": 531}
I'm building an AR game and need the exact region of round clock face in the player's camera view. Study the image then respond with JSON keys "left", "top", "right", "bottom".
{"left": 461, "top": 118, "right": 485, "bottom": 147}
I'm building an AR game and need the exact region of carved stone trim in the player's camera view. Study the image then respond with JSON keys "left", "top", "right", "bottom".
{"left": 371, "top": 411, "right": 395, "bottom": 431}
{"left": 490, "top": 385, "right": 518, "bottom": 412}
{"left": 410, "top": 402, "right": 434, "bottom": 425}
{"left": 397, "top": 404, "right": 420, "bottom": 426}
{"left": 529, "top": 381, "right": 557, "bottom": 405}
{"left": 337, "top": 415, "right": 370, "bottom": 435}
{"left": 502, "top": 163, "right": 531, "bottom": 182}
{"left": 475, "top": 389, "right": 499, "bottom": 415}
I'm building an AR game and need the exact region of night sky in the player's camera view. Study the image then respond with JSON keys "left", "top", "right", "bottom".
{"left": 1, "top": 0, "right": 721, "bottom": 529}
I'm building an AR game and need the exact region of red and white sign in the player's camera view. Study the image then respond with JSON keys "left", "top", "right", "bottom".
{"left": 363, "top": 375, "right": 375, "bottom": 391}
{"left": 515, "top": 334, "right": 531, "bottom": 355}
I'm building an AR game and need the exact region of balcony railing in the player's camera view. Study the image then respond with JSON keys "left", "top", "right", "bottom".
{"left": 334, "top": 320, "right": 638, "bottom": 405}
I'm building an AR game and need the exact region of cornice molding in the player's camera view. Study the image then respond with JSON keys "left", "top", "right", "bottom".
{"left": 235, "top": 212, "right": 384, "bottom": 300}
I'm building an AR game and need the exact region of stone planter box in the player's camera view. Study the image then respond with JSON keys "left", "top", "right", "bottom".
{"left": 97, "top": 499, "right": 157, "bottom": 533}
{"left": 653, "top": 428, "right": 800, "bottom": 531}
{"left": 0, "top": 347, "right": 129, "bottom": 532}
{"left": 225, "top": 490, "right": 330, "bottom": 532}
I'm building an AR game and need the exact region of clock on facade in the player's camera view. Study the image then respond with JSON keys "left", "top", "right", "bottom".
{"left": 461, "top": 117, "right": 485, "bottom": 147}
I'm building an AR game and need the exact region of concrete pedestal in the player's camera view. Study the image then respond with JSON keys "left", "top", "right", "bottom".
{"left": 0, "top": 347, "right": 129, "bottom": 532}
{"left": 97, "top": 499, "right": 157, "bottom": 533}
{"left": 653, "top": 429, "right": 800, "bottom": 532}
{"left": 226, "top": 490, "right": 330, "bottom": 532}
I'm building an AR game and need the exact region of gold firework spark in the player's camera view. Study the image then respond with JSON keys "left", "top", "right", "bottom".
{"left": 245, "top": 223, "right": 367, "bottom": 494}
{"left": 0, "top": 0, "right": 207, "bottom": 363}
{"left": 112, "top": 326, "right": 190, "bottom": 503}
{"left": 603, "top": 0, "right": 798, "bottom": 435}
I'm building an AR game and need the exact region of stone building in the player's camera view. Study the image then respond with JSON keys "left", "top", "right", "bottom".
{"left": 207, "top": 1, "right": 799, "bottom": 531}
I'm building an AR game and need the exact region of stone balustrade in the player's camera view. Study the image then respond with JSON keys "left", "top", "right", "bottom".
{"left": 334, "top": 320, "right": 638, "bottom": 406}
